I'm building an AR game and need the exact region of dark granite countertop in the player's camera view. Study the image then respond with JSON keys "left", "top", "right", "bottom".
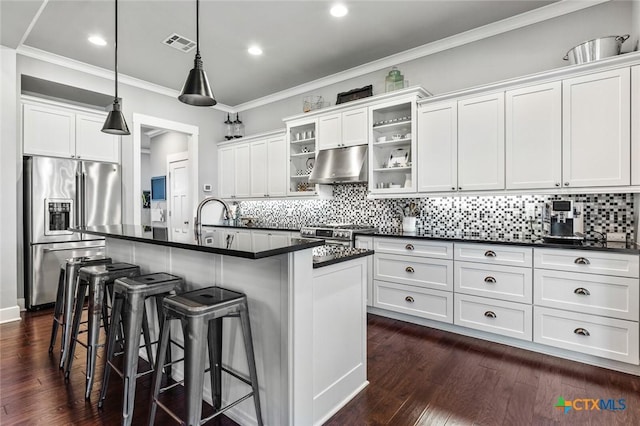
{"left": 72, "top": 225, "right": 323, "bottom": 259}
{"left": 312, "top": 246, "right": 374, "bottom": 268}
{"left": 203, "top": 223, "right": 300, "bottom": 232}
{"left": 365, "top": 231, "right": 640, "bottom": 254}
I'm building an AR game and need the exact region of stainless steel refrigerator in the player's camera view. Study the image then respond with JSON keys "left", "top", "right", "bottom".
{"left": 24, "top": 156, "right": 122, "bottom": 309}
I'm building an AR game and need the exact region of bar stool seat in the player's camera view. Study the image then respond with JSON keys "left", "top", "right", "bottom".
{"left": 64, "top": 262, "right": 140, "bottom": 399}
{"left": 98, "top": 273, "right": 183, "bottom": 426}
{"left": 149, "top": 286, "right": 263, "bottom": 426}
{"left": 49, "top": 255, "right": 112, "bottom": 369}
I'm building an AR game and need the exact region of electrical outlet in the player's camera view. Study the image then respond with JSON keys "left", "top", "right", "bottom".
{"left": 525, "top": 204, "right": 537, "bottom": 220}
{"left": 606, "top": 232, "right": 626, "bottom": 242}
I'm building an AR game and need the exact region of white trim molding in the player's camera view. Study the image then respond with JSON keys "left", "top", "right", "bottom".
{"left": 0, "top": 306, "right": 21, "bottom": 324}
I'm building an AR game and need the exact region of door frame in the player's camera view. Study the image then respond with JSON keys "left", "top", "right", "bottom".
{"left": 166, "top": 151, "right": 189, "bottom": 234}
{"left": 132, "top": 113, "right": 199, "bottom": 226}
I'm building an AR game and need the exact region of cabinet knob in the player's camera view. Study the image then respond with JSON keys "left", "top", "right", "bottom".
{"left": 574, "top": 327, "right": 590, "bottom": 337}
{"left": 452, "top": 187, "right": 456, "bottom": 191}
{"left": 484, "top": 311, "right": 497, "bottom": 319}
{"left": 405, "top": 296, "right": 415, "bottom": 303}
{"left": 405, "top": 244, "right": 414, "bottom": 251}
{"left": 574, "top": 257, "right": 590, "bottom": 265}
{"left": 458, "top": 187, "right": 462, "bottom": 190}
{"left": 484, "top": 250, "right": 497, "bottom": 258}
{"left": 70, "top": 155, "right": 75, "bottom": 158}
{"left": 484, "top": 276, "right": 496, "bottom": 283}
{"left": 564, "top": 182, "right": 570, "bottom": 186}
{"left": 574, "top": 287, "right": 591, "bottom": 296}
{"left": 555, "top": 183, "right": 560, "bottom": 187}
{"left": 405, "top": 266, "right": 415, "bottom": 273}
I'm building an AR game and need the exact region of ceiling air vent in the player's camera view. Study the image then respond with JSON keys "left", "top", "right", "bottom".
{"left": 162, "top": 33, "right": 196, "bottom": 53}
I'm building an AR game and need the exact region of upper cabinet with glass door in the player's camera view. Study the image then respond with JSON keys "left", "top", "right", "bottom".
{"left": 286, "top": 117, "right": 321, "bottom": 196}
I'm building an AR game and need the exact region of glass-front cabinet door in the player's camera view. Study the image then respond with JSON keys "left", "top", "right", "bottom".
{"left": 286, "top": 117, "right": 319, "bottom": 196}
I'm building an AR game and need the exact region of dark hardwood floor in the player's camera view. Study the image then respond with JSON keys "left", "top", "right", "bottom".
{"left": 2, "top": 310, "right": 639, "bottom": 425}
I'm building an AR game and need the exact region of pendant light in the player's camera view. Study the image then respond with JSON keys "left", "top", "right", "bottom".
{"left": 178, "top": 0, "right": 216, "bottom": 106}
{"left": 102, "top": 0, "right": 130, "bottom": 135}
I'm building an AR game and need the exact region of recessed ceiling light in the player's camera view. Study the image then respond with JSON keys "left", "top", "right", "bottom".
{"left": 330, "top": 4, "right": 348, "bottom": 18}
{"left": 248, "top": 45, "right": 263, "bottom": 56}
{"left": 88, "top": 35, "right": 107, "bottom": 46}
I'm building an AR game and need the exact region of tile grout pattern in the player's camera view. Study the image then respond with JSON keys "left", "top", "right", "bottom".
{"left": 238, "top": 184, "right": 635, "bottom": 241}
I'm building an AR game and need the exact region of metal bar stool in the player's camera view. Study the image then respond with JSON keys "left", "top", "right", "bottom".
{"left": 49, "top": 255, "right": 112, "bottom": 369}
{"left": 64, "top": 262, "right": 140, "bottom": 399}
{"left": 149, "top": 287, "right": 263, "bottom": 426}
{"left": 98, "top": 273, "right": 183, "bottom": 426}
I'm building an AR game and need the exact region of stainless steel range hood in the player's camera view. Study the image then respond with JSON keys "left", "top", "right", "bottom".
{"left": 308, "top": 145, "right": 368, "bottom": 184}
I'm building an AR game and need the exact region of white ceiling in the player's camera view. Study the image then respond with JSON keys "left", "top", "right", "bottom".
{"left": 1, "top": 0, "right": 561, "bottom": 108}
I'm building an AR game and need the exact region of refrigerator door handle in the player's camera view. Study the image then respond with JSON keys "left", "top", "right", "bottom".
{"left": 43, "top": 245, "right": 104, "bottom": 253}
{"left": 80, "top": 171, "right": 87, "bottom": 228}
{"left": 75, "top": 166, "right": 82, "bottom": 229}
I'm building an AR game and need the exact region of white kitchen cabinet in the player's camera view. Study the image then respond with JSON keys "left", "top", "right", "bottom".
{"left": 250, "top": 140, "right": 268, "bottom": 197}
{"left": 317, "top": 107, "right": 367, "bottom": 150}
{"left": 266, "top": 136, "right": 287, "bottom": 197}
{"left": 286, "top": 117, "right": 319, "bottom": 196}
{"left": 505, "top": 82, "right": 562, "bottom": 190}
{"left": 457, "top": 92, "right": 505, "bottom": 191}
{"left": 417, "top": 100, "right": 458, "bottom": 192}
{"left": 234, "top": 143, "right": 251, "bottom": 198}
{"left": 218, "top": 146, "right": 235, "bottom": 198}
{"left": 454, "top": 293, "right": 532, "bottom": 341}
{"left": 23, "top": 100, "right": 120, "bottom": 163}
{"left": 562, "top": 68, "right": 630, "bottom": 188}
{"left": 355, "top": 235, "right": 374, "bottom": 307}
{"left": 632, "top": 66, "right": 640, "bottom": 186}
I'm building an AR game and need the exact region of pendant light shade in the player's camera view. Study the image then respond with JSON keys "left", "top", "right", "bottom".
{"left": 179, "top": 0, "right": 216, "bottom": 106}
{"left": 102, "top": 0, "right": 130, "bottom": 135}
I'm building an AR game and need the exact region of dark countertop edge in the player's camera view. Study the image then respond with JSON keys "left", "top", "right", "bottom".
{"left": 360, "top": 232, "right": 640, "bottom": 254}
{"left": 203, "top": 224, "right": 301, "bottom": 232}
{"left": 313, "top": 249, "right": 374, "bottom": 269}
{"left": 72, "top": 228, "right": 324, "bottom": 258}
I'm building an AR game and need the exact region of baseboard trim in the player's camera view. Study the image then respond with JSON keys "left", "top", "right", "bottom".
{"left": 0, "top": 305, "right": 22, "bottom": 324}
{"left": 18, "top": 298, "right": 25, "bottom": 311}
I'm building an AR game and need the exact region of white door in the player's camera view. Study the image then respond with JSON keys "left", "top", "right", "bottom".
{"left": 562, "top": 68, "right": 630, "bottom": 188}
{"left": 342, "top": 107, "right": 368, "bottom": 147}
{"left": 75, "top": 113, "right": 120, "bottom": 163}
{"left": 234, "top": 143, "right": 251, "bottom": 198}
{"left": 317, "top": 112, "right": 341, "bottom": 150}
{"left": 633, "top": 66, "right": 640, "bottom": 186}
{"left": 457, "top": 92, "right": 505, "bottom": 191}
{"left": 417, "top": 100, "right": 458, "bottom": 192}
{"left": 267, "top": 136, "right": 287, "bottom": 197}
{"left": 506, "top": 82, "right": 562, "bottom": 189}
{"left": 23, "top": 103, "right": 75, "bottom": 158}
{"left": 218, "top": 146, "right": 235, "bottom": 198}
{"left": 168, "top": 154, "right": 190, "bottom": 239}
{"left": 250, "top": 140, "right": 268, "bottom": 197}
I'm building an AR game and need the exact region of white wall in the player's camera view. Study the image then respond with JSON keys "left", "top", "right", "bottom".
{"left": 0, "top": 47, "right": 20, "bottom": 322}
{"left": 241, "top": 1, "right": 634, "bottom": 134}
{"left": 148, "top": 131, "right": 188, "bottom": 224}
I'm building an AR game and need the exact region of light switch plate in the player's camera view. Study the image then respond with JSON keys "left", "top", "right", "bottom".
{"left": 606, "top": 232, "right": 626, "bottom": 242}
{"left": 203, "top": 184, "right": 212, "bottom": 192}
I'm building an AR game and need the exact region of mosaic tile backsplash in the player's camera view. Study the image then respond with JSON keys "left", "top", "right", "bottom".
{"left": 238, "top": 184, "right": 635, "bottom": 241}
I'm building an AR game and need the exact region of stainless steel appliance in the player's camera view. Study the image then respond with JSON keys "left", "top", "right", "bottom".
{"left": 300, "top": 223, "right": 377, "bottom": 247}
{"left": 542, "top": 200, "right": 584, "bottom": 243}
{"left": 308, "top": 145, "right": 368, "bottom": 184}
{"left": 24, "top": 156, "right": 122, "bottom": 309}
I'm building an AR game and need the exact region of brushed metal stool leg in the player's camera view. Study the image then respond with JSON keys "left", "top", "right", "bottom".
{"left": 154, "top": 295, "right": 172, "bottom": 379}
{"left": 120, "top": 292, "right": 145, "bottom": 426}
{"left": 59, "top": 263, "right": 80, "bottom": 369}
{"left": 141, "top": 301, "right": 154, "bottom": 369}
{"left": 184, "top": 316, "right": 209, "bottom": 426}
{"left": 65, "top": 277, "right": 86, "bottom": 379}
{"left": 207, "top": 318, "right": 223, "bottom": 411}
{"left": 148, "top": 312, "right": 171, "bottom": 426}
{"left": 48, "top": 267, "right": 65, "bottom": 354}
{"left": 239, "top": 301, "right": 264, "bottom": 426}
{"left": 98, "top": 293, "right": 124, "bottom": 409}
{"left": 85, "top": 277, "right": 105, "bottom": 400}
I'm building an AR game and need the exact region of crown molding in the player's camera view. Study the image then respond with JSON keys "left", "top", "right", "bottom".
{"left": 233, "top": 0, "right": 610, "bottom": 112}
{"left": 16, "top": 45, "right": 234, "bottom": 113}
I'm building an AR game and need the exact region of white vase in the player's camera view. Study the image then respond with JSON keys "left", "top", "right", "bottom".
{"left": 403, "top": 216, "right": 416, "bottom": 233}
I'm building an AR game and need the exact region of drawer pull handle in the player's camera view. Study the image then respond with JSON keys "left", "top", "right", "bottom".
{"left": 484, "top": 276, "right": 496, "bottom": 283}
{"left": 405, "top": 244, "right": 415, "bottom": 251}
{"left": 405, "top": 296, "right": 415, "bottom": 303}
{"left": 574, "top": 328, "right": 590, "bottom": 337}
{"left": 574, "top": 287, "right": 591, "bottom": 296}
{"left": 574, "top": 257, "right": 590, "bottom": 265}
{"left": 484, "top": 250, "right": 497, "bottom": 257}
{"left": 484, "top": 311, "right": 497, "bottom": 319}
{"left": 405, "top": 266, "right": 415, "bottom": 273}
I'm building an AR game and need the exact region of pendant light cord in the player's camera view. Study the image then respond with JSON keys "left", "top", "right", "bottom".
{"left": 196, "top": 0, "right": 200, "bottom": 55}
{"left": 114, "top": 0, "right": 119, "bottom": 100}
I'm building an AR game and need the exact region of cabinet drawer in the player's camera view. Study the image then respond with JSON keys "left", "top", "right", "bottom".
{"left": 534, "top": 307, "right": 639, "bottom": 365}
{"left": 454, "top": 243, "right": 532, "bottom": 267}
{"left": 374, "top": 280, "right": 453, "bottom": 323}
{"left": 454, "top": 261, "right": 532, "bottom": 303}
{"left": 534, "top": 269, "right": 639, "bottom": 321}
{"left": 454, "top": 294, "right": 532, "bottom": 341}
{"left": 374, "top": 253, "right": 453, "bottom": 291}
{"left": 534, "top": 248, "right": 639, "bottom": 278}
{"left": 374, "top": 238, "right": 453, "bottom": 259}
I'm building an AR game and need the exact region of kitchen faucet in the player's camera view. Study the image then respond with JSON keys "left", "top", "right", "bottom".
{"left": 194, "top": 196, "right": 232, "bottom": 239}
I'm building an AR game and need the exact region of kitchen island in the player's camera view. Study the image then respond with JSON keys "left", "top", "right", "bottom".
{"left": 73, "top": 225, "right": 373, "bottom": 426}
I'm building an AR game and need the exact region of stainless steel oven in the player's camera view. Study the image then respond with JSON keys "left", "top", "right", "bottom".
{"left": 300, "top": 224, "right": 377, "bottom": 247}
